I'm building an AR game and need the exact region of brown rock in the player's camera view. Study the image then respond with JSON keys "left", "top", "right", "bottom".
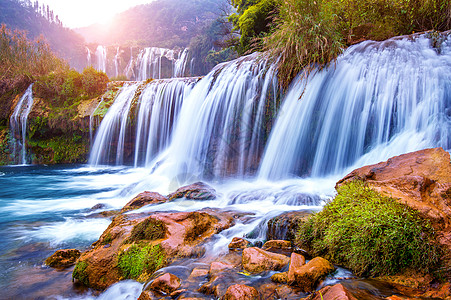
{"left": 270, "top": 272, "right": 288, "bottom": 283}
{"left": 289, "top": 257, "right": 335, "bottom": 292}
{"left": 150, "top": 273, "right": 181, "bottom": 295}
{"left": 337, "top": 147, "right": 451, "bottom": 277}
{"left": 45, "top": 249, "right": 81, "bottom": 268}
{"left": 262, "top": 240, "right": 291, "bottom": 250}
{"left": 168, "top": 182, "right": 217, "bottom": 200}
{"left": 228, "top": 237, "right": 250, "bottom": 250}
{"left": 137, "top": 290, "right": 157, "bottom": 300}
{"left": 210, "top": 261, "right": 234, "bottom": 275}
{"left": 267, "top": 211, "right": 313, "bottom": 242}
{"left": 287, "top": 252, "right": 306, "bottom": 283}
{"left": 242, "top": 247, "right": 290, "bottom": 273}
{"left": 303, "top": 284, "right": 358, "bottom": 300}
{"left": 189, "top": 267, "right": 209, "bottom": 279}
{"left": 223, "top": 284, "right": 260, "bottom": 300}
{"left": 121, "top": 191, "right": 168, "bottom": 213}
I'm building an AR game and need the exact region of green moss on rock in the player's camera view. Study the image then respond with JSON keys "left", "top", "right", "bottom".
{"left": 128, "top": 217, "right": 167, "bottom": 243}
{"left": 73, "top": 260, "right": 89, "bottom": 286}
{"left": 117, "top": 244, "right": 165, "bottom": 280}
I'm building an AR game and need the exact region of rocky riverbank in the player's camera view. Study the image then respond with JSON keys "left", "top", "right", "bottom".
{"left": 45, "top": 148, "right": 451, "bottom": 299}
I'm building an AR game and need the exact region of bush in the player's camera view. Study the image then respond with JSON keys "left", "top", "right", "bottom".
{"left": 296, "top": 181, "right": 440, "bottom": 276}
{"left": 117, "top": 244, "right": 165, "bottom": 280}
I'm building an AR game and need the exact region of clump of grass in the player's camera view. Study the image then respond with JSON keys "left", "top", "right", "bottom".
{"left": 296, "top": 181, "right": 440, "bottom": 276}
{"left": 117, "top": 244, "right": 165, "bottom": 280}
{"left": 72, "top": 260, "right": 89, "bottom": 286}
{"left": 128, "top": 217, "right": 167, "bottom": 243}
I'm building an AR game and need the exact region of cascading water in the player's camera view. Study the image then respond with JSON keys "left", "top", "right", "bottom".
{"left": 149, "top": 53, "right": 279, "bottom": 180}
{"left": 174, "top": 48, "right": 189, "bottom": 77}
{"left": 9, "top": 84, "right": 34, "bottom": 165}
{"left": 86, "top": 47, "right": 92, "bottom": 66}
{"left": 134, "top": 47, "right": 189, "bottom": 80}
{"left": 95, "top": 45, "right": 107, "bottom": 73}
{"left": 259, "top": 34, "right": 451, "bottom": 180}
{"left": 114, "top": 47, "right": 120, "bottom": 77}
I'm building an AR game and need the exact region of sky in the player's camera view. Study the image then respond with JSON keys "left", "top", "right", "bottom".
{"left": 39, "top": 0, "right": 153, "bottom": 28}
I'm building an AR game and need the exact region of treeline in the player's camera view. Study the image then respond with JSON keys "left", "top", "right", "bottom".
{"left": 228, "top": 0, "right": 451, "bottom": 86}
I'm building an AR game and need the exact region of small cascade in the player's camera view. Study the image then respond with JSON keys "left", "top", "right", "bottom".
{"left": 174, "top": 48, "right": 189, "bottom": 77}
{"left": 151, "top": 53, "right": 279, "bottom": 180}
{"left": 114, "top": 47, "right": 120, "bottom": 77}
{"left": 95, "top": 45, "right": 107, "bottom": 73}
{"left": 133, "top": 79, "right": 195, "bottom": 167}
{"left": 86, "top": 47, "right": 92, "bottom": 66}
{"left": 259, "top": 34, "right": 451, "bottom": 179}
{"left": 9, "top": 84, "right": 34, "bottom": 165}
{"left": 89, "top": 84, "right": 140, "bottom": 166}
{"left": 125, "top": 47, "right": 135, "bottom": 79}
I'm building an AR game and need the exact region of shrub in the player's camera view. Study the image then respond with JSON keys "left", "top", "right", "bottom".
{"left": 117, "top": 244, "right": 165, "bottom": 280}
{"left": 296, "top": 181, "right": 440, "bottom": 276}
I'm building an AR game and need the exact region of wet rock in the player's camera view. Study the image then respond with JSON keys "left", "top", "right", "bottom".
{"left": 302, "top": 284, "right": 358, "bottom": 300}
{"left": 228, "top": 237, "right": 250, "bottom": 250}
{"left": 289, "top": 257, "right": 335, "bottom": 292}
{"left": 189, "top": 267, "right": 209, "bottom": 279}
{"left": 150, "top": 273, "right": 181, "bottom": 295}
{"left": 271, "top": 272, "right": 288, "bottom": 283}
{"left": 337, "top": 147, "right": 451, "bottom": 277}
{"left": 73, "top": 209, "right": 235, "bottom": 290}
{"left": 242, "top": 247, "right": 290, "bottom": 273}
{"left": 121, "top": 191, "right": 168, "bottom": 213}
{"left": 168, "top": 182, "right": 217, "bottom": 201}
{"left": 138, "top": 290, "right": 158, "bottom": 300}
{"left": 223, "top": 284, "right": 260, "bottom": 300}
{"left": 267, "top": 211, "right": 313, "bottom": 242}
{"left": 287, "top": 253, "right": 306, "bottom": 283}
{"left": 209, "top": 261, "right": 234, "bottom": 275}
{"left": 45, "top": 249, "right": 81, "bottom": 268}
{"left": 262, "top": 240, "right": 291, "bottom": 251}
{"left": 91, "top": 203, "right": 108, "bottom": 210}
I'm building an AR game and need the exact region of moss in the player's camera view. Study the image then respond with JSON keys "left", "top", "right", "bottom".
{"left": 117, "top": 244, "right": 165, "bottom": 280}
{"left": 28, "top": 134, "right": 89, "bottom": 164}
{"left": 184, "top": 212, "right": 214, "bottom": 242}
{"left": 102, "top": 233, "right": 113, "bottom": 245}
{"left": 128, "top": 217, "right": 167, "bottom": 243}
{"left": 72, "top": 260, "right": 89, "bottom": 286}
{"left": 296, "top": 181, "right": 440, "bottom": 277}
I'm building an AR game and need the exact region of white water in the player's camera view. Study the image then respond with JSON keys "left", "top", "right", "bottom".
{"left": 174, "top": 48, "right": 189, "bottom": 77}
{"left": 86, "top": 47, "right": 92, "bottom": 66}
{"left": 135, "top": 47, "right": 189, "bottom": 80}
{"left": 9, "top": 84, "right": 34, "bottom": 165}
{"left": 259, "top": 35, "right": 451, "bottom": 179}
{"left": 95, "top": 45, "right": 107, "bottom": 73}
{"left": 114, "top": 47, "right": 120, "bottom": 77}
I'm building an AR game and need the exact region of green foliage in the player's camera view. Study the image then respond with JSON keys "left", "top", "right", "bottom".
{"left": 72, "top": 260, "right": 89, "bottom": 286}
{"left": 28, "top": 134, "right": 89, "bottom": 164}
{"left": 296, "top": 181, "right": 440, "bottom": 277}
{"left": 128, "top": 217, "right": 167, "bottom": 243}
{"left": 117, "top": 244, "right": 165, "bottom": 280}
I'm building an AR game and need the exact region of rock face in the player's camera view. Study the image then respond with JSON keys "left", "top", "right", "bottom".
{"left": 337, "top": 147, "right": 451, "bottom": 276}
{"left": 223, "top": 284, "right": 260, "bottom": 300}
{"left": 289, "top": 257, "right": 335, "bottom": 292}
{"left": 45, "top": 249, "right": 81, "bottom": 268}
{"left": 121, "top": 191, "right": 168, "bottom": 213}
{"left": 73, "top": 209, "right": 234, "bottom": 290}
{"left": 242, "top": 247, "right": 290, "bottom": 273}
{"left": 168, "top": 182, "right": 217, "bottom": 200}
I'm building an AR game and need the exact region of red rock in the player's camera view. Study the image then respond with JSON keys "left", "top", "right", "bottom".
{"left": 121, "top": 191, "right": 168, "bottom": 212}
{"left": 303, "top": 284, "right": 358, "bottom": 300}
{"left": 242, "top": 247, "right": 290, "bottom": 273}
{"left": 289, "top": 257, "right": 335, "bottom": 292}
{"left": 270, "top": 272, "right": 288, "bottom": 283}
{"left": 262, "top": 240, "right": 292, "bottom": 250}
{"left": 223, "top": 284, "right": 260, "bottom": 300}
{"left": 228, "top": 237, "right": 250, "bottom": 250}
{"left": 287, "top": 252, "right": 306, "bottom": 283}
{"left": 149, "top": 273, "right": 181, "bottom": 294}
{"left": 189, "top": 267, "right": 209, "bottom": 279}
{"left": 210, "top": 261, "right": 234, "bottom": 275}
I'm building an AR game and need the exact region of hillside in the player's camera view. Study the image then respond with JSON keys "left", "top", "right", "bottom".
{"left": 0, "top": 0, "right": 86, "bottom": 70}
{"left": 75, "top": 0, "right": 223, "bottom": 48}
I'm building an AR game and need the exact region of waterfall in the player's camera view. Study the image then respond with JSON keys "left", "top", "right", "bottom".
{"left": 133, "top": 79, "right": 196, "bottom": 167}
{"left": 10, "top": 84, "right": 34, "bottom": 165}
{"left": 89, "top": 79, "right": 196, "bottom": 167}
{"left": 125, "top": 47, "right": 135, "bottom": 79}
{"left": 114, "top": 47, "right": 120, "bottom": 77}
{"left": 150, "top": 53, "right": 279, "bottom": 180}
{"left": 86, "top": 47, "right": 92, "bottom": 67}
{"left": 174, "top": 48, "right": 189, "bottom": 77}
{"left": 259, "top": 34, "right": 451, "bottom": 179}
{"left": 134, "top": 48, "right": 189, "bottom": 80}
{"left": 95, "top": 45, "right": 107, "bottom": 73}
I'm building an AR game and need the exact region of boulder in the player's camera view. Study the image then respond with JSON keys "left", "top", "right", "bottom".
{"left": 262, "top": 240, "right": 291, "bottom": 251}
{"left": 149, "top": 273, "right": 181, "bottom": 295}
{"left": 228, "top": 237, "right": 250, "bottom": 250}
{"left": 287, "top": 252, "right": 306, "bottom": 283}
{"left": 121, "top": 191, "right": 168, "bottom": 213}
{"left": 270, "top": 272, "right": 288, "bottom": 283}
{"left": 168, "top": 182, "right": 217, "bottom": 201}
{"left": 337, "top": 147, "right": 451, "bottom": 277}
{"left": 267, "top": 211, "right": 313, "bottom": 242}
{"left": 210, "top": 261, "right": 234, "bottom": 275}
{"left": 45, "top": 249, "right": 81, "bottom": 268}
{"left": 242, "top": 247, "right": 290, "bottom": 273}
{"left": 223, "top": 284, "right": 260, "bottom": 300}
{"left": 302, "top": 284, "right": 358, "bottom": 300}
{"left": 288, "top": 257, "right": 335, "bottom": 292}
{"left": 72, "top": 209, "right": 235, "bottom": 290}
